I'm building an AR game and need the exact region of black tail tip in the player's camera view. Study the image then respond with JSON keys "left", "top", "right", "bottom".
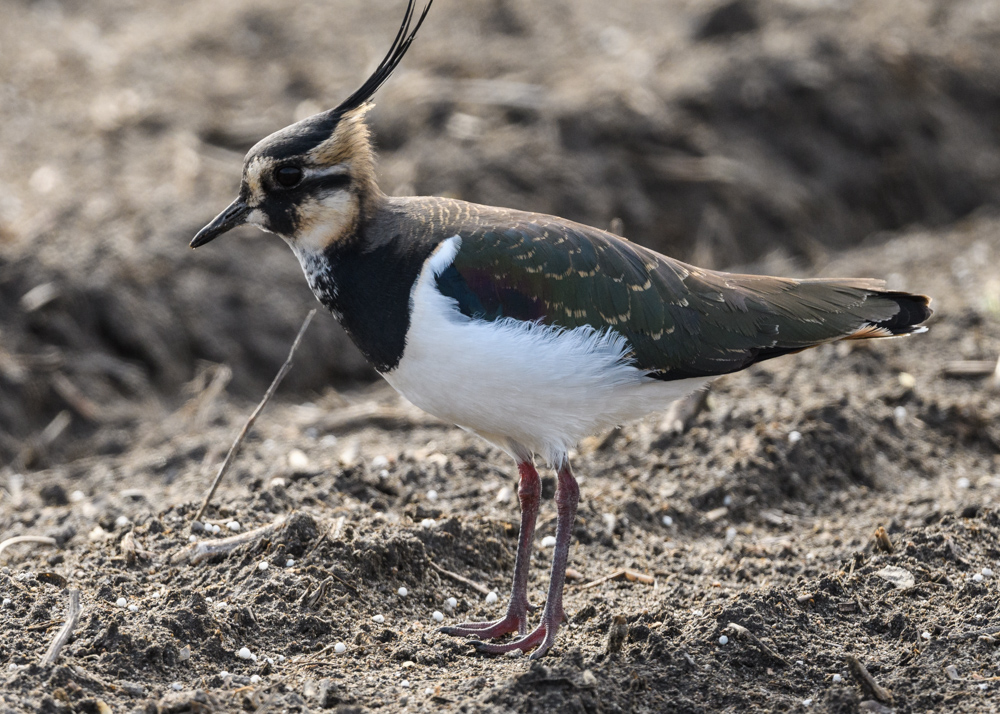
{"left": 875, "top": 292, "right": 933, "bottom": 335}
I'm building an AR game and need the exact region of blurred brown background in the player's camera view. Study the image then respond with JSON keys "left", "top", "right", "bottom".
{"left": 2, "top": 0, "right": 1000, "bottom": 462}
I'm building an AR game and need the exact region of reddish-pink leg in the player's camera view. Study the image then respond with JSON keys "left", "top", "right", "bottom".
{"left": 471, "top": 459, "right": 579, "bottom": 659}
{"left": 439, "top": 460, "right": 541, "bottom": 639}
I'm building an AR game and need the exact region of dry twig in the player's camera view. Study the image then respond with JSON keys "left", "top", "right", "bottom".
{"left": 0, "top": 535, "right": 57, "bottom": 561}
{"left": 174, "top": 516, "right": 287, "bottom": 564}
{"left": 40, "top": 589, "right": 82, "bottom": 666}
{"left": 847, "top": 655, "right": 893, "bottom": 704}
{"left": 576, "top": 568, "right": 655, "bottom": 590}
{"left": 725, "top": 623, "right": 790, "bottom": 666}
{"left": 193, "top": 310, "right": 315, "bottom": 523}
{"left": 428, "top": 560, "right": 492, "bottom": 596}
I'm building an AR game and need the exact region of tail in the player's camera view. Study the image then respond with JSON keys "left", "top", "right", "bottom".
{"left": 838, "top": 288, "right": 932, "bottom": 340}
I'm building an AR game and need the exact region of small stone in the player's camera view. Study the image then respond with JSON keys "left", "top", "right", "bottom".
{"left": 266, "top": 657, "right": 275, "bottom": 665}
{"left": 115, "top": 515, "right": 130, "bottom": 528}
{"left": 445, "top": 597, "right": 457, "bottom": 611}
{"left": 373, "top": 614, "right": 385, "bottom": 624}
{"left": 258, "top": 561, "right": 269, "bottom": 571}
{"left": 116, "top": 597, "right": 127, "bottom": 608}
{"left": 237, "top": 647, "right": 253, "bottom": 660}
{"left": 179, "top": 646, "right": 191, "bottom": 661}
{"left": 496, "top": 486, "right": 512, "bottom": 503}
{"left": 718, "top": 635, "right": 729, "bottom": 645}
{"left": 227, "top": 521, "right": 241, "bottom": 532}
{"left": 893, "top": 405, "right": 907, "bottom": 427}
{"left": 8, "top": 663, "right": 18, "bottom": 671}
{"left": 334, "top": 642, "right": 347, "bottom": 654}
{"left": 485, "top": 591, "right": 498, "bottom": 605}
{"left": 541, "top": 535, "right": 557, "bottom": 548}
{"left": 211, "top": 524, "right": 221, "bottom": 535}
{"left": 432, "top": 611, "right": 444, "bottom": 623}
{"left": 898, "top": 372, "right": 916, "bottom": 389}
{"left": 191, "top": 521, "right": 204, "bottom": 532}
{"left": 723, "top": 495, "right": 733, "bottom": 506}
{"left": 269, "top": 477, "right": 287, "bottom": 489}
{"left": 400, "top": 679, "right": 410, "bottom": 688}
{"left": 250, "top": 674, "right": 262, "bottom": 684}
{"left": 219, "top": 671, "right": 229, "bottom": 679}
{"left": 427, "top": 489, "right": 438, "bottom": 501}
{"left": 921, "top": 631, "right": 931, "bottom": 640}
{"left": 398, "top": 587, "right": 408, "bottom": 597}
{"left": 982, "top": 568, "right": 994, "bottom": 577}
{"left": 188, "top": 535, "right": 197, "bottom": 543}
{"left": 788, "top": 430, "right": 802, "bottom": 444}
{"left": 128, "top": 604, "right": 138, "bottom": 612}
{"left": 287, "top": 449, "right": 310, "bottom": 470}
{"left": 420, "top": 518, "right": 435, "bottom": 529}
{"left": 2, "top": 598, "right": 12, "bottom": 608}
{"left": 171, "top": 683, "right": 183, "bottom": 691}
{"left": 876, "top": 565, "right": 915, "bottom": 590}
{"left": 69, "top": 490, "right": 86, "bottom": 502}
{"left": 286, "top": 559, "right": 296, "bottom": 567}
{"left": 661, "top": 515, "right": 674, "bottom": 527}
{"left": 973, "top": 573, "right": 984, "bottom": 583}
{"left": 832, "top": 673, "right": 842, "bottom": 683}
{"left": 371, "top": 455, "right": 389, "bottom": 469}
{"left": 803, "top": 699, "right": 813, "bottom": 707}
{"left": 277, "top": 655, "right": 286, "bottom": 662}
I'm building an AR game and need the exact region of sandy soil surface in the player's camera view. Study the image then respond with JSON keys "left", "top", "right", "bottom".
{"left": 2, "top": 1, "right": 1000, "bottom": 712}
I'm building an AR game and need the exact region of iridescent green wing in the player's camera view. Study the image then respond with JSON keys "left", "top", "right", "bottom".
{"left": 434, "top": 214, "right": 929, "bottom": 380}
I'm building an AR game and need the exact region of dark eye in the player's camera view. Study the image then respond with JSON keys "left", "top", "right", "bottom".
{"left": 274, "top": 166, "right": 303, "bottom": 188}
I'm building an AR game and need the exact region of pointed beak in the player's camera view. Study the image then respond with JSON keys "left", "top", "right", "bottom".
{"left": 190, "top": 199, "right": 250, "bottom": 248}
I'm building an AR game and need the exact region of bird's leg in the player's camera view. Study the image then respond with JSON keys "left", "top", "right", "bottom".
{"left": 439, "top": 459, "right": 540, "bottom": 639}
{"left": 472, "top": 459, "right": 579, "bottom": 659}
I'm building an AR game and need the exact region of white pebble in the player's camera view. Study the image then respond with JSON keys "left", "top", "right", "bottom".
{"left": 371, "top": 455, "right": 389, "bottom": 469}
{"left": 69, "top": 490, "right": 85, "bottom": 502}
{"left": 179, "top": 646, "right": 191, "bottom": 661}
{"left": 788, "top": 431, "right": 802, "bottom": 444}
{"left": 495, "top": 486, "right": 512, "bottom": 503}
{"left": 982, "top": 568, "right": 994, "bottom": 577}
{"left": 427, "top": 489, "right": 438, "bottom": 501}
{"left": 796, "top": 660, "right": 805, "bottom": 666}
{"left": 424, "top": 687, "right": 434, "bottom": 696}
{"left": 277, "top": 654, "right": 286, "bottom": 662}
{"left": 691, "top": 609, "right": 704, "bottom": 617}
{"left": 269, "top": 477, "right": 287, "bottom": 489}
{"left": 116, "top": 597, "right": 128, "bottom": 608}
{"left": 973, "top": 573, "right": 984, "bottom": 583}
{"left": 445, "top": 597, "right": 457, "bottom": 611}
{"left": 921, "top": 631, "right": 931, "bottom": 640}
{"left": 832, "top": 674, "right": 842, "bottom": 684}
{"left": 373, "top": 615, "right": 385, "bottom": 624}
{"left": 400, "top": 679, "right": 410, "bottom": 688}
{"left": 237, "top": 647, "right": 253, "bottom": 660}
{"left": 378, "top": 469, "right": 389, "bottom": 479}
{"left": 206, "top": 597, "right": 213, "bottom": 602}
{"left": 803, "top": 699, "right": 813, "bottom": 707}
{"left": 219, "top": 671, "right": 229, "bottom": 678}
{"left": 115, "top": 516, "right": 130, "bottom": 528}
{"left": 211, "top": 524, "right": 221, "bottom": 535}
{"left": 485, "top": 591, "right": 499, "bottom": 605}
{"left": 979, "top": 683, "right": 989, "bottom": 691}
{"left": 7, "top": 663, "right": 18, "bottom": 671}
{"left": 420, "top": 518, "right": 436, "bottom": 529}
{"left": 334, "top": 642, "right": 347, "bottom": 654}
{"left": 287, "top": 449, "right": 310, "bottom": 470}
{"left": 227, "top": 521, "right": 241, "bottom": 532}
{"left": 258, "top": 561, "right": 269, "bottom": 571}
{"left": 266, "top": 657, "right": 275, "bottom": 665}
{"left": 661, "top": 515, "right": 674, "bottom": 527}
{"left": 286, "top": 559, "right": 296, "bottom": 568}
{"left": 432, "top": 611, "right": 444, "bottom": 623}
{"left": 718, "top": 635, "right": 729, "bottom": 645}
{"left": 2, "top": 598, "right": 11, "bottom": 608}
{"left": 250, "top": 674, "right": 261, "bottom": 684}
{"left": 128, "top": 604, "right": 138, "bottom": 613}
{"left": 541, "top": 535, "right": 557, "bottom": 548}
{"left": 723, "top": 495, "right": 733, "bottom": 506}
{"left": 957, "top": 477, "right": 971, "bottom": 490}
{"left": 171, "top": 682, "right": 183, "bottom": 691}
{"left": 188, "top": 535, "right": 197, "bottom": 543}
{"left": 398, "top": 587, "right": 408, "bottom": 597}
{"left": 893, "top": 406, "right": 907, "bottom": 426}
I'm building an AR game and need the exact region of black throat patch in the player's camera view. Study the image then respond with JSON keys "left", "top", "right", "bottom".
{"left": 316, "top": 235, "right": 441, "bottom": 373}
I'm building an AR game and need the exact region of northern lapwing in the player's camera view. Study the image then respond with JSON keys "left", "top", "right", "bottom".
{"left": 191, "top": 0, "right": 932, "bottom": 659}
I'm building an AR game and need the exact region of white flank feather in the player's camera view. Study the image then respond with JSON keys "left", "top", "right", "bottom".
{"left": 383, "top": 236, "right": 710, "bottom": 464}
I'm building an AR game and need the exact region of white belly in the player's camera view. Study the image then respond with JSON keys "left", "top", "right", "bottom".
{"left": 382, "top": 237, "right": 709, "bottom": 464}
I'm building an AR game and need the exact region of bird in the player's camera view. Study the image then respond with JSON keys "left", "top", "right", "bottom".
{"left": 191, "top": 0, "right": 931, "bottom": 660}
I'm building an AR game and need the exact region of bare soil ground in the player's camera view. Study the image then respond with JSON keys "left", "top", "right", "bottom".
{"left": 2, "top": 1, "right": 1000, "bottom": 712}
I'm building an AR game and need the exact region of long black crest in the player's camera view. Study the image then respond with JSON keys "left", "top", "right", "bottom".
{"left": 331, "top": 0, "right": 434, "bottom": 116}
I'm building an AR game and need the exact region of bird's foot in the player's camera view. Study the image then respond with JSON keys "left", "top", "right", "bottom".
{"left": 438, "top": 608, "right": 529, "bottom": 639}
{"left": 469, "top": 616, "right": 560, "bottom": 660}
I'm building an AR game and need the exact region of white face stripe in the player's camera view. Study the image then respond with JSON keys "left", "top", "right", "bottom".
{"left": 304, "top": 164, "right": 350, "bottom": 181}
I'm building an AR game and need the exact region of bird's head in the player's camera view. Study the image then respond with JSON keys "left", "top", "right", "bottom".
{"left": 191, "top": 0, "right": 432, "bottom": 255}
